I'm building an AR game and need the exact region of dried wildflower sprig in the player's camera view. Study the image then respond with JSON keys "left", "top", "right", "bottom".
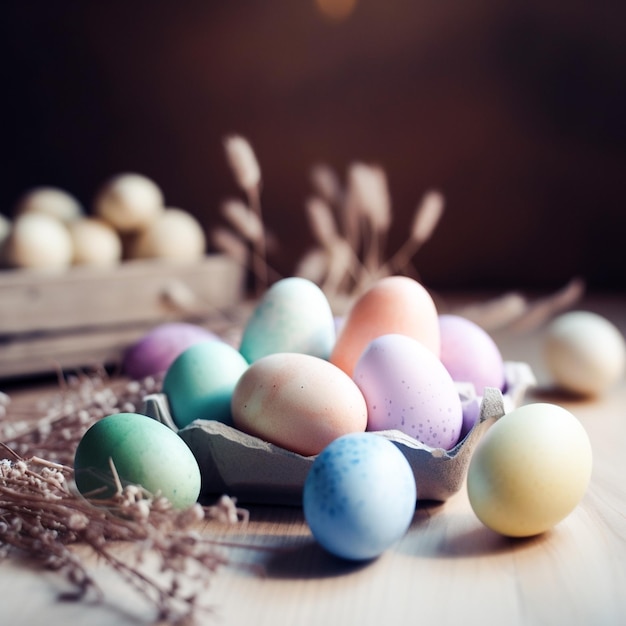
{"left": 222, "top": 135, "right": 271, "bottom": 295}
{"left": 0, "top": 444, "right": 247, "bottom": 623}
{"left": 448, "top": 277, "right": 585, "bottom": 332}
{"left": 0, "top": 372, "right": 253, "bottom": 623}
{"left": 1, "top": 371, "right": 161, "bottom": 465}
{"left": 302, "top": 160, "right": 446, "bottom": 309}
{"left": 214, "top": 135, "right": 584, "bottom": 325}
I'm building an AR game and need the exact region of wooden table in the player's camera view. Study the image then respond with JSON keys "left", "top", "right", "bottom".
{"left": 2, "top": 295, "right": 626, "bottom": 626}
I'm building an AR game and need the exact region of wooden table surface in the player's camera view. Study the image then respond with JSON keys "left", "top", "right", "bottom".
{"left": 2, "top": 294, "right": 626, "bottom": 626}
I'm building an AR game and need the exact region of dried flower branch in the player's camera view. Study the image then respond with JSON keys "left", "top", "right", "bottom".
{"left": 214, "top": 134, "right": 583, "bottom": 323}
{"left": 221, "top": 198, "right": 265, "bottom": 245}
{"left": 384, "top": 190, "right": 445, "bottom": 276}
{"left": 0, "top": 372, "right": 252, "bottom": 623}
{"left": 0, "top": 445, "right": 246, "bottom": 623}
{"left": 223, "top": 136, "right": 261, "bottom": 193}
{"left": 222, "top": 135, "right": 269, "bottom": 295}
{"left": 310, "top": 163, "right": 343, "bottom": 207}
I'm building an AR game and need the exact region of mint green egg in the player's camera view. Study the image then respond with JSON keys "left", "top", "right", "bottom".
{"left": 162, "top": 339, "right": 249, "bottom": 429}
{"left": 74, "top": 412, "right": 201, "bottom": 509}
{"left": 239, "top": 277, "right": 336, "bottom": 363}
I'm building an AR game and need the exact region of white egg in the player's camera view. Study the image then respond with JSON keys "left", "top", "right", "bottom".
{"left": 15, "top": 186, "right": 83, "bottom": 223}
{"left": 68, "top": 217, "right": 123, "bottom": 267}
{"left": 94, "top": 173, "right": 164, "bottom": 233}
{"left": 127, "top": 208, "right": 206, "bottom": 262}
{"left": 544, "top": 310, "right": 625, "bottom": 396}
{"left": 0, "top": 214, "right": 11, "bottom": 244}
{"left": 467, "top": 402, "right": 592, "bottom": 537}
{"left": 5, "top": 213, "right": 73, "bottom": 270}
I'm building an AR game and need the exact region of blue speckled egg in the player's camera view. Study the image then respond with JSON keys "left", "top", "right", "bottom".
{"left": 303, "top": 432, "right": 417, "bottom": 561}
{"left": 238, "top": 277, "right": 336, "bottom": 363}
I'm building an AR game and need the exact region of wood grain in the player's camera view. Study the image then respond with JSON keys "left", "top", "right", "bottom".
{"left": 0, "top": 255, "right": 244, "bottom": 377}
{"left": 2, "top": 295, "right": 625, "bottom": 626}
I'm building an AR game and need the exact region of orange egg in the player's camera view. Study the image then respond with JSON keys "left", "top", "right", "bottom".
{"left": 330, "top": 276, "right": 440, "bottom": 376}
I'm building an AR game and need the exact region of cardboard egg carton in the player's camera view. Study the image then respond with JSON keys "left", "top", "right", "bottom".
{"left": 143, "top": 360, "right": 537, "bottom": 505}
{"left": 0, "top": 255, "right": 244, "bottom": 379}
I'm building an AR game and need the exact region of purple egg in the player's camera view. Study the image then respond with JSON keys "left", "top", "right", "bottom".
{"left": 438, "top": 314, "right": 506, "bottom": 395}
{"left": 122, "top": 322, "right": 218, "bottom": 379}
{"left": 354, "top": 333, "right": 463, "bottom": 450}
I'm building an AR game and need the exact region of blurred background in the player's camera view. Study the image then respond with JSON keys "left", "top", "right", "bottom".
{"left": 2, "top": 0, "right": 625, "bottom": 293}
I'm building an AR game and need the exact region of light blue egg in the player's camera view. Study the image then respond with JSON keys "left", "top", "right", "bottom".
{"left": 162, "top": 340, "right": 249, "bottom": 429}
{"left": 239, "top": 277, "right": 336, "bottom": 363}
{"left": 303, "top": 432, "right": 417, "bottom": 561}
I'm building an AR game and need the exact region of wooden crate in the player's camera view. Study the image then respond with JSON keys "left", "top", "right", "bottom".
{"left": 0, "top": 255, "right": 245, "bottom": 380}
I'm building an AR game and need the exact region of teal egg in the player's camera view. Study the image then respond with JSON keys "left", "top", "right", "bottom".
{"left": 162, "top": 339, "right": 249, "bottom": 428}
{"left": 239, "top": 277, "right": 336, "bottom": 363}
{"left": 74, "top": 412, "right": 201, "bottom": 509}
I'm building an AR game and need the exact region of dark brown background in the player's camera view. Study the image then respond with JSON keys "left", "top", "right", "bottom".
{"left": 2, "top": 0, "right": 625, "bottom": 292}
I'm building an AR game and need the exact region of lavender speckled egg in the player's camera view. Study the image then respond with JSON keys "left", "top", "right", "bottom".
{"left": 303, "top": 432, "right": 417, "bottom": 560}
{"left": 122, "top": 322, "right": 218, "bottom": 379}
{"left": 354, "top": 333, "right": 463, "bottom": 450}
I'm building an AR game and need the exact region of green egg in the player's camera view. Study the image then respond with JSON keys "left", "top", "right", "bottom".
{"left": 162, "top": 339, "right": 249, "bottom": 429}
{"left": 74, "top": 412, "right": 201, "bottom": 509}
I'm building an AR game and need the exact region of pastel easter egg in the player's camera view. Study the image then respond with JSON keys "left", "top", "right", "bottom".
{"left": 239, "top": 277, "right": 336, "bottom": 363}
{"left": 354, "top": 333, "right": 463, "bottom": 450}
{"left": 122, "top": 322, "right": 219, "bottom": 379}
{"left": 330, "top": 276, "right": 440, "bottom": 377}
{"left": 163, "top": 340, "right": 249, "bottom": 428}
{"left": 467, "top": 403, "right": 592, "bottom": 537}
{"left": 303, "top": 432, "right": 417, "bottom": 561}
{"left": 231, "top": 352, "right": 368, "bottom": 456}
{"left": 543, "top": 310, "right": 626, "bottom": 397}
{"left": 438, "top": 314, "right": 506, "bottom": 394}
{"left": 74, "top": 412, "right": 201, "bottom": 509}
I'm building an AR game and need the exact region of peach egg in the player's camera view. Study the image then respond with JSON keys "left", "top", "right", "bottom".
{"left": 231, "top": 352, "right": 368, "bottom": 456}
{"left": 330, "top": 276, "right": 440, "bottom": 376}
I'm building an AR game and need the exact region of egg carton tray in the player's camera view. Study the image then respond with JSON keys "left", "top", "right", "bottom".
{"left": 142, "top": 361, "right": 536, "bottom": 505}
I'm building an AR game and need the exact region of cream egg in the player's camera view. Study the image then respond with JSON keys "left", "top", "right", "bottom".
{"left": 15, "top": 186, "right": 83, "bottom": 223}
{"left": 94, "top": 173, "right": 164, "bottom": 233}
{"left": 544, "top": 310, "right": 625, "bottom": 396}
{"left": 467, "top": 403, "right": 592, "bottom": 537}
{"left": 68, "top": 217, "right": 123, "bottom": 267}
{"left": 231, "top": 352, "right": 368, "bottom": 456}
{"left": 5, "top": 212, "right": 73, "bottom": 270}
{"left": 127, "top": 208, "right": 206, "bottom": 262}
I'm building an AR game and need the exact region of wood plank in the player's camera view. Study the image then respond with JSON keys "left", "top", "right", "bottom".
{"left": 0, "top": 255, "right": 244, "bottom": 334}
{"left": 0, "top": 255, "right": 245, "bottom": 378}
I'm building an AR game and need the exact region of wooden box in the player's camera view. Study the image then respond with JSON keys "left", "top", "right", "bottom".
{"left": 0, "top": 255, "right": 245, "bottom": 380}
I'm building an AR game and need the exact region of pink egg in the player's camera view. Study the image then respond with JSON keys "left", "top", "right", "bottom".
{"left": 354, "top": 333, "right": 463, "bottom": 450}
{"left": 438, "top": 314, "right": 506, "bottom": 395}
{"left": 330, "top": 276, "right": 440, "bottom": 377}
{"left": 122, "top": 322, "right": 218, "bottom": 379}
